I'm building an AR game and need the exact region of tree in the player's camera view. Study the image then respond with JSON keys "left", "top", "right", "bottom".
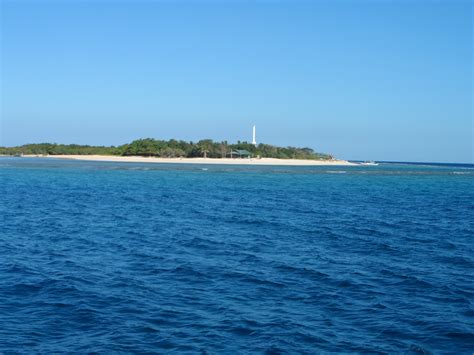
{"left": 198, "top": 139, "right": 213, "bottom": 158}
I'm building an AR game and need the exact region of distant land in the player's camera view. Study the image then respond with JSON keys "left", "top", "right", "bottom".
{"left": 0, "top": 139, "right": 360, "bottom": 166}
{"left": 0, "top": 138, "right": 333, "bottom": 160}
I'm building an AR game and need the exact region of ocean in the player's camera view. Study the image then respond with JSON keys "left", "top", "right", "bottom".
{"left": 1, "top": 157, "right": 473, "bottom": 353}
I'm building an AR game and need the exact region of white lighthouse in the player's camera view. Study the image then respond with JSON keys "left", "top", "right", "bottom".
{"left": 252, "top": 125, "right": 257, "bottom": 146}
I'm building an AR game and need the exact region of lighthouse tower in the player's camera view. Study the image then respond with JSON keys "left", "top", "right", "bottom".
{"left": 252, "top": 125, "right": 257, "bottom": 146}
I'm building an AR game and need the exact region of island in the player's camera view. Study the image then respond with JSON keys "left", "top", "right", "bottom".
{"left": 0, "top": 139, "right": 356, "bottom": 166}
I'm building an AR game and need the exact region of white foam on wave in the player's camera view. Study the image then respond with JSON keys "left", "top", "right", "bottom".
{"left": 452, "top": 171, "right": 470, "bottom": 175}
{"left": 326, "top": 170, "right": 347, "bottom": 174}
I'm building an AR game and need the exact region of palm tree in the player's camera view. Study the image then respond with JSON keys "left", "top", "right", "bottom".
{"left": 198, "top": 139, "right": 212, "bottom": 158}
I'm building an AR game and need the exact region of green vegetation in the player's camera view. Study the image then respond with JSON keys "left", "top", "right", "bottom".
{"left": 0, "top": 139, "right": 333, "bottom": 160}
{"left": 0, "top": 143, "right": 119, "bottom": 156}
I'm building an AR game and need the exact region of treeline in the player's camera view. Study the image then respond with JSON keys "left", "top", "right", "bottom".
{"left": 0, "top": 139, "right": 333, "bottom": 160}
{"left": 0, "top": 143, "right": 119, "bottom": 156}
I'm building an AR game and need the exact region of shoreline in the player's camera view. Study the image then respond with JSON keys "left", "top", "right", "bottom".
{"left": 21, "top": 155, "right": 357, "bottom": 166}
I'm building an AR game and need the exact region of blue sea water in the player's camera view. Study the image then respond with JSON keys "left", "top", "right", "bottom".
{"left": 1, "top": 157, "right": 473, "bottom": 353}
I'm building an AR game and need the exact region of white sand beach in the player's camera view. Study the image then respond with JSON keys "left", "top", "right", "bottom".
{"left": 30, "top": 155, "right": 357, "bottom": 166}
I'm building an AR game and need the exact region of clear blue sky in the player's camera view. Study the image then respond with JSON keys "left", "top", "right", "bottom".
{"left": 1, "top": 0, "right": 472, "bottom": 163}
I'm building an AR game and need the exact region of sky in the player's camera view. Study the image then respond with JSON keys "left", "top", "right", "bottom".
{"left": 1, "top": 0, "right": 472, "bottom": 163}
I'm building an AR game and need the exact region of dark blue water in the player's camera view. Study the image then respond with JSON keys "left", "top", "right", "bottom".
{"left": 1, "top": 158, "right": 473, "bottom": 353}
